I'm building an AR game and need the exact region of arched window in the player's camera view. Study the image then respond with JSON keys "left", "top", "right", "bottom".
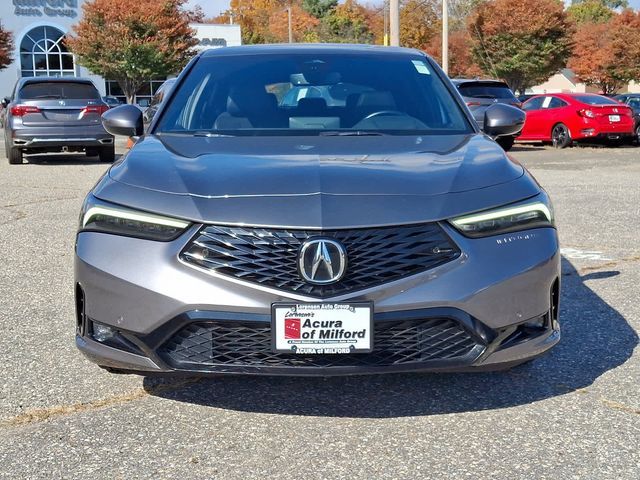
{"left": 20, "top": 26, "right": 75, "bottom": 78}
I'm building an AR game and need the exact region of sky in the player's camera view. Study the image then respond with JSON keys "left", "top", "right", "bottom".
{"left": 187, "top": 0, "right": 230, "bottom": 18}
{"left": 187, "top": 0, "right": 640, "bottom": 19}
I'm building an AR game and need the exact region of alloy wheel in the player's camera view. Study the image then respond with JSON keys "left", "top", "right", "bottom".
{"left": 552, "top": 124, "right": 570, "bottom": 149}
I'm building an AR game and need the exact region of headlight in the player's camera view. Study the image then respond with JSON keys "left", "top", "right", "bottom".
{"left": 79, "top": 195, "right": 190, "bottom": 241}
{"left": 449, "top": 198, "right": 554, "bottom": 238}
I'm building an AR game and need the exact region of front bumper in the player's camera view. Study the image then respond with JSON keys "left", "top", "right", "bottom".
{"left": 75, "top": 225, "right": 561, "bottom": 376}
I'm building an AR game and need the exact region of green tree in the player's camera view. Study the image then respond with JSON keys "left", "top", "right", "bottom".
{"left": 0, "top": 21, "right": 13, "bottom": 71}
{"left": 567, "top": 0, "right": 617, "bottom": 24}
{"left": 319, "top": 0, "right": 374, "bottom": 43}
{"left": 468, "top": 0, "right": 574, "bottom": 94}
{"left": 302, "top": 0, "right": 337, "bottom": 18}
{"left": 66, "top": 0, "right": 197, "bottom": 104}
{"left": 571, "top": 0, "right": 627, "bottom": 7}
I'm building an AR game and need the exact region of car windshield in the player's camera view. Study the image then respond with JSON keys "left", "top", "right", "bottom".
{"left": 20, "top": 82, "right": 100, "bottom": 100}
{"left": 628, "top": 98, "right": 640, "bottom": 109}
{"left": 574, "top": 95, "right": 619, "bottom": 106}
{"left": 457, "top": 82, "right": 516, "bottom": 100}
{"left": 155, "top": 53, "right": 471, "bottom": 136}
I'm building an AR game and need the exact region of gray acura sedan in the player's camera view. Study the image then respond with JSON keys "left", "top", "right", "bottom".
{"left": 75, "top": 45, "right": 560, "bottom": 376}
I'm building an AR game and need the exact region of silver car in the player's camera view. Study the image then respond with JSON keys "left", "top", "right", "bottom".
{"left": 2, "top": 77, "right": 114, "bottom": 164}
{"left": 75, "top": 45, "right": 560, "bottom": 376}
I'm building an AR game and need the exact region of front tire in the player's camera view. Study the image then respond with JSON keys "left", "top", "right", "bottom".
{"left": 496, "top": 136, "right": 515, "bottom": 151}
{"left": 98, "top": 145, "right": 115, "bottom": 163}
{"left": 635, "top": 124, "right": 640, "bottom": 146}
{"left": 551, "top": 123, "right": 571, "bottom": 149}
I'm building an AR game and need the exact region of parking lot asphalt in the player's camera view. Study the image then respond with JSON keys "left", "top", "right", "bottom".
{"left": 0, "top": 134, "right": 638, "bottom": 479}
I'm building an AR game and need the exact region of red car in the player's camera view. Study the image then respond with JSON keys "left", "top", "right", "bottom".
{"left": 518, "top": 93, "right": 635, "bottom": 148}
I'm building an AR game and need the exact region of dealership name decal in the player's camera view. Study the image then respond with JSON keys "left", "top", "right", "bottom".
{"left": 14, "top": 0, "right": 78, "bottom": 18}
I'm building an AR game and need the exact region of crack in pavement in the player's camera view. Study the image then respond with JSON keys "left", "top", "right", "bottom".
{"left": 0, "top": 208, "right": 27, "bottom": 226}
{"left": 600, "top": 398, "right": 640, "bottom": 415}
{"left": 578, "top": 256, "right": 640, "bottom": 275}
{"left": 0, "top": 378, "right": 201, "bottom": 430}
{"left": 1, "top": 195, "right": 83, "bottom": 210}
{"left": 0, "top": 196, "right": 84, "bottom": 226}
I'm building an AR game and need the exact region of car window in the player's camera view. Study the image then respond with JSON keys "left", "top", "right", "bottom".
{"left": 457, "top": 82, "right": 517, "bottom": 100}
{"left": 573, "top": 95, "right": 619, "bottom": 106}
{"left": 546, "top": 97, "right": 567, "bottom": 109}
{"left": 522, "top": 97, "right": 544, "bottom": 111}
{"left": 19, "top": 82, "right": 100, "bottom": 100}
{"left": 626, "top": 98, "right": 640, "bottom": 109}
{"left": 156, "top": 54, "right": 472, "bottom": 136}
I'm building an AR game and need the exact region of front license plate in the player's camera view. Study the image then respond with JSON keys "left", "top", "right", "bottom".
{"left": 609, "top": 115, "right": 621, "bottom": 122}
{"left": 272, "top": 303, "right": 373, "bottom": 354}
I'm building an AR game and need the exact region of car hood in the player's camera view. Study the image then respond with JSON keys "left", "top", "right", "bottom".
{"left": 96, "top": 133, "right": 540, "bottom": 229}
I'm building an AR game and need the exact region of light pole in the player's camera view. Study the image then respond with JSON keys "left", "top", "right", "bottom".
{"left": 383, "top": 1, "right": 389, "bottom": 46}
{"left": 287, "top": 6, "right": 293, "bottom": 43}
{"left": 442, "top": 0, "right": 448, "bottom": 74}
{"left": 390, "top": 0, "right": 399, "bottom": 47}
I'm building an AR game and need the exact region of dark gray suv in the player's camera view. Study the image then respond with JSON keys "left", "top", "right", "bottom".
{"left": 2, "top": 77, "right": 114, "bottom": 164}
{"left": 452, "top": 79, "right": 522, "bottom": 151}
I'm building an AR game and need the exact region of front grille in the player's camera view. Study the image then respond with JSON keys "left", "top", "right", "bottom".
{"left": 181, "top": 224, "right": 460, "bottom": 297}
{"left": 158, "top": 319, "right": 482, "bottom": 370}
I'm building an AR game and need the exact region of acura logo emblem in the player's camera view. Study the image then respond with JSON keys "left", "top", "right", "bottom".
{"left": 298, "top": 238, "right": 347, "bottom": 285}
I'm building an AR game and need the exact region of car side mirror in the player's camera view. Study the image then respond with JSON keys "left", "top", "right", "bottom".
{"left": 483, "top": 103, "right": 526, "bottom": 138}
{"left": 1, "top": 97, "right": 9, "bottom": 108}
{"left": 102, "top": 104, "right": 143, "bottom": 137}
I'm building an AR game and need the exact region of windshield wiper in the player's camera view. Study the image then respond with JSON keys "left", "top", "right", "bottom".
{"left": 319, "top": 131, "right": 387, "bottom": 137}
{"left": 33, "top": 94, "right": 63, "bottom": 99}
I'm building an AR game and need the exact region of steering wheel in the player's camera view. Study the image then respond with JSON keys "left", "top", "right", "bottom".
{"left": 362, "top": 110, "right": 406, "bottom": 120}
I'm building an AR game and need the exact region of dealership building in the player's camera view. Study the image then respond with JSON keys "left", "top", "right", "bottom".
{"left": 0, "top": 1, "right": 241, "bottom": 101}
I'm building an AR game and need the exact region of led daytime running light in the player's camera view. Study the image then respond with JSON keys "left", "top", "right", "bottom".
{"left": 451, "top": 202, "right": 553, "bottom": 228}
{"left": 82, "top": 206, "right": 190, "bottom": 230}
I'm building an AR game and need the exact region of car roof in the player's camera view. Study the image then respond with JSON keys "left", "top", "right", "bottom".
{"left": 200, "top": 43, "right": 425, "bottom": 58}
{"left": 451, "top": 78, "right": 507, "bottom": 85}
{"left": 539, "top": 93, "right": 604, "bottom": 99}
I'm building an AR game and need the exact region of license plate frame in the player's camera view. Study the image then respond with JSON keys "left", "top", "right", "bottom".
{"left": 271, "top": 302, "right": 374, "bottom": 354}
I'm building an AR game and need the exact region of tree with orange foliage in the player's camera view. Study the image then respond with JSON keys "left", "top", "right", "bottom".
{"left": 269, "top": 4, "right": 320, "bottom": 42}
{"left": 66, "top": 0, "right": 197, "bottom": 104}
{"left": 0, "top": 21, "right": 13, "bottom": 71}
{"left": 609, "top": 9, "right": 640, "bottom": 85}
{"left": 427, "top": 30, "right": 483, "bottom": 78}
{"left": 399, "top": 0, "right": 439, "bottom": 50}
{"left": 569, "top": 20, "right": 624, "bottom": 94}
{"left": 229, "top": 0, "right": 286, "bottom": 44}
{"left": 468, "top": 0, "right": 574, "bottom": 93}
